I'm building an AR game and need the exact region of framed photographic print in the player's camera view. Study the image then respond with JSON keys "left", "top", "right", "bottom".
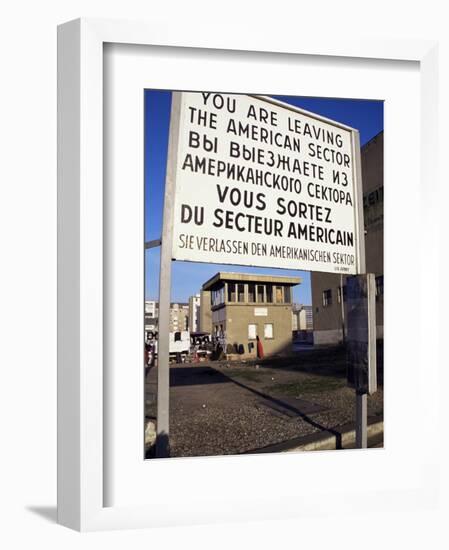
{"left": 58, "top": 17, "right": 443, "bottom": 531}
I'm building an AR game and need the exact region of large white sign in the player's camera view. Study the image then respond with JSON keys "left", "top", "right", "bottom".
{"left": 167, "top": 92, "right": 364, "bottom": 274}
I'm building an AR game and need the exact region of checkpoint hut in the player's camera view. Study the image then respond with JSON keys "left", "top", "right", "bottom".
{"left": 202, "top": 272, "right": 301, "bottom": 358}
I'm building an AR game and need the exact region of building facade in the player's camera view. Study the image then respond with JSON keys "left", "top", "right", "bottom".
{"left": 292, "top": 304, "right": 313, "bottom": 332}
{"left": 145, "top": 300, "right": 159, "bottom": 318}
{"left": 188, "top": 294, "right": 201, "bottom": 333}
{"left": 144, "top": 300, "right": 190, "bottom": 334}
{"left": 145, "top": 300, "right": 159, "bottom": 332}
{"left": 202, "top": 272, "right": 300, "bottom": 358}
{"left": 199, "top": 290, "right": 212, "bottom": 333}
{"left": 169, "top": 302, "right": 189, "bottom": 333}
{"left": 311, "top": 131, "right": 384, "bottom": 344}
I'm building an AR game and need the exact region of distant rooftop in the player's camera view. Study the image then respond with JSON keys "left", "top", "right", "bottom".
{"left": 144, "top": 301, "right": 189, "bottom": 307}
{"left": 202, "top": 272, "right": 301, "bottom": 291}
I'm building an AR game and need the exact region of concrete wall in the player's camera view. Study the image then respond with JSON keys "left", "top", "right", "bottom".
{"left": 313, "top": 329, "right": 343, "bottom": 346}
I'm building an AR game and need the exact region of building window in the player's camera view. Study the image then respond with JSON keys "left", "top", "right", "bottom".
{"left": 248, "top": 323, "right": 257, "bottom": 340}
{"left": 212, "top": 286, "right": 225, "bottom": 306}
{"left": 266, "top": 284, "right": 273, "bottom": 303}
{"left": 237, "top": 283, "right": 245, "bottom": 302}
{"left": 337, "top": 285, "right": 347, "bottom": 304}
{"left": 322, "top": 289, "right": 332, "bottom": 307}
{"left": 284, "top": 287, "right": 292, "bottom": 304}
{"left": 227, "top": 283, "right": 236, "bottom": 302}
{"left": 306, "top": 308, "right": 313, "bottom": 330}
{"left": 256, "top": 284, "right": 264, "bottom": 303}
{"left": 264, "top": 323, "right": 274, "bottom": 339}
{"left": 248, "top": 283, "right": 255, "bottom": 302}
{"left": 275, "top": 286, "right": 283, "bottom": 303}
{"left": 375, "top": 275, "right": 384, "bottom": 299}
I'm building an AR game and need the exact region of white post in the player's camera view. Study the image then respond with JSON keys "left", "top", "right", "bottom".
{"left": 155, "top": 93, "right": 182, "bottom": 458}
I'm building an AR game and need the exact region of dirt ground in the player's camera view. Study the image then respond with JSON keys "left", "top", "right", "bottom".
{"left": 145, "top": 345, "right": 383, "bottom": 458}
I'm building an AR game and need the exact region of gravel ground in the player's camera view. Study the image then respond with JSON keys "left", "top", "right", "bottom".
{"left": 145, "top": 346, "right": 383, "bottom": 458}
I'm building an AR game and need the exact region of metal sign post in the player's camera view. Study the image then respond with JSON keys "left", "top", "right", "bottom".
{"left": 346, "top": 273, "right": 377, "bottom": 448}
{"left": 154, "top": 93, "right": 182, "bottom": 459}
{"left": 347, "top": 129, "right": 377, "bottom": 449}
{"left": 356, "top": 390, "right": 368, "bottom": 448}
{"left": 150, "top": 91, "right": 369, "bottom": 456}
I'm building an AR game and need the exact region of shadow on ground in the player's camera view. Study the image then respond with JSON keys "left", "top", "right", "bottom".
{"left": 145, "top": 343, "right": 384, "bottom": 458}
{"left": 26, "top": 506, "right": 57, "bottom": 523}
{"left": 229, "top": 342, "right": 384, "bottom": 387}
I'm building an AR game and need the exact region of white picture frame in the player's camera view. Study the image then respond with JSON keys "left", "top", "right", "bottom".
{"left": 58, "top": 17, "right": 443, "bottom": 532}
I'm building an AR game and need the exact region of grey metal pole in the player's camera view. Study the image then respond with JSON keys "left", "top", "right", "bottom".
{"left": 155, "top": 239, "right": 172, "bottom": 458}
{"left": 155, "top": 92, "right": 182, "bottom": 458}
{"left": 340, "top": 274, "right": 345, "bottom": 344}
{"left": 145, "top": 238, "right": 162, "bottom": 249}
{"left": 351, "top": 130, "right": 369, "bottom": 450}
{"left": 356, "top": 391, "right": 368, "bottom": 448}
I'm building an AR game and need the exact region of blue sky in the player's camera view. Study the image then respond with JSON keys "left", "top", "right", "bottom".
{"left": 145, "top": 90, "right": 383, "bottom": 303}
